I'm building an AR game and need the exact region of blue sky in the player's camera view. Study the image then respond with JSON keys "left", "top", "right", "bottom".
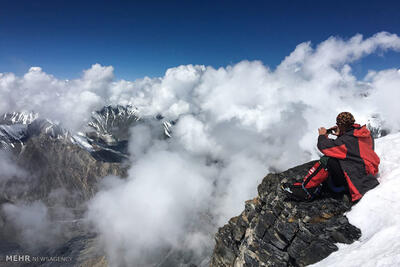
{"left": 0, "top": 0, "right": 399, "bottom": 80}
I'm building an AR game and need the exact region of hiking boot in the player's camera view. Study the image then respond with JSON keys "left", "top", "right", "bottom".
{"left": 281, "top": 183, "right": 322, "bottom": 201}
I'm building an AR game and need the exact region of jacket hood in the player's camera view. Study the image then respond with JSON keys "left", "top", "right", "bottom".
{"left": 352, "top": 124, "right": 371, "bottom": 138}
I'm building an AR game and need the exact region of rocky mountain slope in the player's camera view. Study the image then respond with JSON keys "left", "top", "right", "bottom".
{"left": 0, "top": 106, "right": 171, "bottom": 266}
{"left": 0, "top": 108, "right": 133, "bottom": 207}
{"left": 211, "top": 161, "right": 361, "bottom": 267}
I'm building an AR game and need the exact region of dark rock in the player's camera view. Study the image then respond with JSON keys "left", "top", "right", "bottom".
{"left": 275, "top": 219, "right": 298, "bottom": 244}
{"left": 232, "top": 216, "right": 248, "bottom": 242}
{"left": 295, "top": 239, "right": 338, "bottom": 266}
{"left": 258, "top": 239, "right": 289, "bottom": 263}
{"left": 211, "top": 223, "right": 238, "bottom": 267}
{"left": 254, "top": 211, "right": 276, "bottom": 238}
{"left": 243, "top": 253, "right": 259, "bottom": 267}
{"left": 263, "top": 228, "right": 288, "bottom": 250}
{"left": 211, "top": 161, "right": 361, "bottom": 266}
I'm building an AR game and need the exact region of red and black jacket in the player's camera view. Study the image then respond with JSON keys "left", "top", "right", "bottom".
{"left": 317, "top": 124, "right": 380, "bottom": 201}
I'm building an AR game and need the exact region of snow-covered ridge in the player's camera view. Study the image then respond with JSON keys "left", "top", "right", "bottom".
{"left": 0, "top": 112, "right": 69, "bottom": 151}
{"left": 1, "top": 111, "right": 39, "bottom": 125}
{"left": 0, "top": 106, "right": 173, "bottom": 162}
{"left": 88, "top": 104, "right": 140, "bottom": 141}
{"left": 312, "top": 132, "right": 400, "bottom": 267}
{"left": 0, "top": 124, "right": 27, "bottom": 150}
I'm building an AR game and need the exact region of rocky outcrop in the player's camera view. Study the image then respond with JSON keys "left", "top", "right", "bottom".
{"left": 211, "top": 161, "right": 361, "bottom": 267}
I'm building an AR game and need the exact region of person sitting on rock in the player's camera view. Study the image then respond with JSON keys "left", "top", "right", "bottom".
{"left": 282, "top": 112, "right": 380, "bottom": 202}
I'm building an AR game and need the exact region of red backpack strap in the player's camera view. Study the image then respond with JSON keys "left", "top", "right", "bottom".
{"left": 302, "top": 161, "right": 329, "bottom": 189}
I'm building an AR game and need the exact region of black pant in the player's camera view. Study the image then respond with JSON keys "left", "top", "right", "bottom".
{"left": 326, "top": 157, "right": 348, "bottom": 192}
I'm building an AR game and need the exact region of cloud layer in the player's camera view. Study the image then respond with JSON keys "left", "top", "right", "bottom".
{"left": 1, "top": 32, "right": 400, "bottom": 265}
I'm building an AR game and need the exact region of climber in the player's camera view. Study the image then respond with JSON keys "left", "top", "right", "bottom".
{"left": 282, "top": 112, "right": 380, "bottom": 202}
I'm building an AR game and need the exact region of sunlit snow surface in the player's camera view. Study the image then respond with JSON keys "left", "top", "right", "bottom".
{"left": 312, "top": 132, "right": 400, "bottom": 267}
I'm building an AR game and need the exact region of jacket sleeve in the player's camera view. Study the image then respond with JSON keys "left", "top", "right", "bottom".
{"left": 317, "top": 135, "right": 348, "bottom": 159}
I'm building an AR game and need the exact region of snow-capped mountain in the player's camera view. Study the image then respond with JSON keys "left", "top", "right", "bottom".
{"left": 80, "top": 105, "right": 173, "bottom": 161}
{"left": 0, "top": 105, "right": 173, "bottom": 162}
{"left": 87, "top": 104, "right": 140, "bottom": 145}
{"left": 1, "top": 111, "right": 39, "bottom": 125}
{"left": 0, "top": 112, "right": 69, "bottom": 152}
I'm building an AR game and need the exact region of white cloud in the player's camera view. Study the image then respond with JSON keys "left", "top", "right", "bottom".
{"left": 0, "top": 64, "right": 110, "bottom": 130}
{"left": 87, "top": 150, "right": 215, "bottom": 266}
{"left": 0, "top": 151, "right": 26, "bottom": 180}
{"left": 1, "top": 200, "right": 74, "bottom": 251}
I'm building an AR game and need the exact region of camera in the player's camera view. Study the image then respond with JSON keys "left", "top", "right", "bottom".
{"left": 326, "top": 127, "right": 336, "bottom": 135}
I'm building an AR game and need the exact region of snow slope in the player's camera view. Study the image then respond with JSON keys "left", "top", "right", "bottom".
{"left": 313, "top": 132, "right": 400, "bottom": 267}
